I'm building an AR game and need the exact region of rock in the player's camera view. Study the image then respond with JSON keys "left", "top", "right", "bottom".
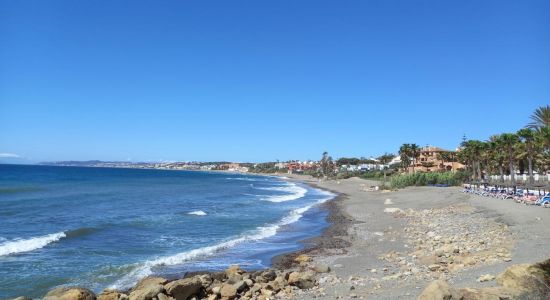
{"left": 128, "top": 284, "right": 164, "bottom": 300}
{"left": 206, "top": 295, "right": 218, "bottom": 300}
{"left": 294, "top": 254, "right": 312, "bottom": 263}
{"left": 418, "top": 280, "right": 462, "bottom": 300}
{"left": 156, "top": 294, "right": 174, "bottom": 300}
{"left": 250, "top": 283, "right": 262, "bottom": 294}
{"left": 288, "top": 271, "right": 316, "bottom": 289}
{"left": 164, "top": 277, "right": 202, "bottom": 300}
{"left": 496, "top": 263, "right": 549, "bottom": 294}
{"left": 428, "top": 264, "right": 440, "bottom": 271}
{"left": 477, "top": 274, "right": 495, "bottom": 282}
{"left": 384, "top": 199, "right": 393, "bottom": 205}
{"left": 220, "top": 283, "right": 237, "bottom": 299}
{"left": 261, "top": 270, "right": 277, "bottom": 281}
{"left": 211, "top": 286, "right": 221, "bottom": 295}
{"left": 44, "top": 287, "right": 96, "bottom": 300}
{"left": 197, "top": 274, "right": 213, "bottom": 288}
{"left": 98, "top": 290, "right": 128, "bottom": 300}
{"left": 132, "top": 277, "right": 168, "bottom": 292}
{"left": 244, "top": 279, "right": 254, "bottom": 287}
{"left": 233, "top": 280, "right": 247, "bottom": 293}
{"left": 225, "top": 265, "right": 244, "bottom": 277}
{"left": 313, "top": 264, "right": 331, "bottom": 273}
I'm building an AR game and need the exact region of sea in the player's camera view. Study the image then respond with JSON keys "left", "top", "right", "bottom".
{"left": 0, "top": 164, "right": 334, "bottom": 299}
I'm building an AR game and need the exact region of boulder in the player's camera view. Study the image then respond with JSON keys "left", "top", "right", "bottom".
{"left": 97, "top": 290, "right": 128, "bottom": 300}
{"left": 225, "top": 265, "right": 243, "bottom": 277}
{"left": 220, "top": 283, "right": 237, "bottom": 300}
{"left": 132, "top": 277, "right": 168, "bottom": 292}
{"left": 164, "top": 277, "right": 202, "bottom": 300}
{"left": 260, "top": 270, "right": 277, "bottom": 281}
{"left": 156, "top": 294, "right": 174, "bottom": 300}
{"left": 287, "top": 271, "right": 315, "bottom": 289}
{"left": 418, "top": 280, "right": 462, "bottom": 300}
{"left": 495, "top": 262, "right": 550, "bottom": 298}
{"left": 313, "top": 264, "right": 331, "bottom": 273}
{"left": 128, "top": 284, "right": 164, "bottom": 300}
{"left": 294, "top": 254, "right": 311, "bottom": 264}
{"left": 44, "top": 287, "right": 96, "bottom": 300}
{"left": 233, "top": 280, "right": 247, "bottom": 293}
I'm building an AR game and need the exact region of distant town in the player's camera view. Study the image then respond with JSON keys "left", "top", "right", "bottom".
{"left": 39, "top": 144, "right": 463, "bottom": 175}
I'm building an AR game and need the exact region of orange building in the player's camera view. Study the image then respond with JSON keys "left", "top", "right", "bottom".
{"left": 408, "top": 146, "right": 464, "bottom": 173}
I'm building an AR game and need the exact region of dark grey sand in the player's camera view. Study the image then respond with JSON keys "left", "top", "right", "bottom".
{"left": 277, "top": 175, "right": 550, "bottom": 299}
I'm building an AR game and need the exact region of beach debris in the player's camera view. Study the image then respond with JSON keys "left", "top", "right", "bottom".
{"left": 384, "top": 198, "right": 393, "bottom": 205}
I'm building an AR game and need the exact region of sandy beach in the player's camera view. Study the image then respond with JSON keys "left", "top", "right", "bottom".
{"left": 281, "top": 174, "right": 550, "bottom": 299}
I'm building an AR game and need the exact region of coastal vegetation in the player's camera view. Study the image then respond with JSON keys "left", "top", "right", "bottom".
{"left": 390, "top": 171, "right": 470, "bottom": 189}
{"left": 458, "top": 105, "right": 550, "bottom": 185}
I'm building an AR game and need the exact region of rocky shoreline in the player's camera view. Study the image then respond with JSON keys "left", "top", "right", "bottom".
{"left": 21, "top": 258, "right": 332, "bottom": 300}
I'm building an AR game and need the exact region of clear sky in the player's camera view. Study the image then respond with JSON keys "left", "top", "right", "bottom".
{"left": 1, "top": 1, "right": 549, "bottom": 163}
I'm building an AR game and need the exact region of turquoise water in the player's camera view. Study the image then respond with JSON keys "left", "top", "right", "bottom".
{"left": 0, "top": 165, "right": 334, "bottom": 298}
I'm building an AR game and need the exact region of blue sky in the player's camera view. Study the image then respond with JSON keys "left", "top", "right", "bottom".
{"left": 1, "top": 1, "right": 549, "bottom": 163}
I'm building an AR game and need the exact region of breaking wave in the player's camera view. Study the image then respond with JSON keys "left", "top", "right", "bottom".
{"left": 256, "top": 183, "right": 308, "bottom": 202}
{"left": 187, "top": 210, "right": 207, "bottom": 216}
{"left": 108, "top": 190, "right": 335, "bottom": 290}
{"left": 0, "top": 232, "right": 66, "bottom": 256}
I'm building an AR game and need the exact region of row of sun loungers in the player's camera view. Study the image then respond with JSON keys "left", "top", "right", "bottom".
{"left": 462, "top": 185, "right": 550, "bottom": 207}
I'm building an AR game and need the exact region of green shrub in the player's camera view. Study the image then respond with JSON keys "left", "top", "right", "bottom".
{"left": 390, "top": 172, "right": 464, "bottom": 189}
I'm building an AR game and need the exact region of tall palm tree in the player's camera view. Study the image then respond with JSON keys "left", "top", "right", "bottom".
{"left": 488, "top": 135, "right": 506, "bottom": 183}
{"left": 527, "top": 105, "right": 550, "bottom": 129}
{"left": 410, "top": 144, "right": 420, "bottom": 173}
{"left": 517, "top": 128, "right": 536, "bottom": 184}
{"left": 500, "top": 133, "right": 519, "bottom": 187}
{"left": 535, "top": 127, "right": 550, "bottom": 176}
{"left": 459, "top": 140, "right": 484, "bottom": 182}
{"left": 398, "top": 144, "right": 411, "bottom": 172}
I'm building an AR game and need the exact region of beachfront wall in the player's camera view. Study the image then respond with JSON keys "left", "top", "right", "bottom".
{"left": 488, "top": 174, "right": 550, "bottom": 188}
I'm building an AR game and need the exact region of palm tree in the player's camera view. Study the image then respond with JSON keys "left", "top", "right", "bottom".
{"left": 488, "top": 135, "right": 506, "bottom": 183}
{"left": 527, "top": 105, "right": 550, "bottom": 129}
{"left": 458, "top": 140, "right": 484, "bottom": 182}
{"left": 517, "top": 128, "right": 536, "bottom": 184}
{"left": 535, "top": 127, "right": 550, "bottom": 176}
{"left": 410, "top": 144, "right": 420, "bottom": 173}
{"left": 398, "top": 144, "right": 412, "bottom": 172}
{"left": 500, "top": 133, "right": 519, "bottom": 188}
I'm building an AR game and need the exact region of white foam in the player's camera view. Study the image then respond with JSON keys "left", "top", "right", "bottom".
{"left": 188, "top": 210, "right": 207, "bottom": 216}
{"left": 257, "top": 183, "right": 308, "bottom": 202}
{"left": 0, "top": 232, "right": 66, "bottom": 256}
{"left": 225, "top": 177, "right": 261, "bottom": 182}
{"left": 109, "top": 188, "right": 336, "bottom": 290}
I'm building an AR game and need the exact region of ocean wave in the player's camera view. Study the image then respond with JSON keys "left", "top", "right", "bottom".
{"left": 108, "top": 190, "right": 335, "bottom": 290}
{"left": 256, "top": 183, "right": 308, "bottom": 202}
{"left": 0, "top": 232, "right": 66, "bottom": 256}
{"left": 187, "top": 210, "right": 207, "bottom": 216}
{"left": 225, "top": 177, "right": 260, "bottom": 182}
